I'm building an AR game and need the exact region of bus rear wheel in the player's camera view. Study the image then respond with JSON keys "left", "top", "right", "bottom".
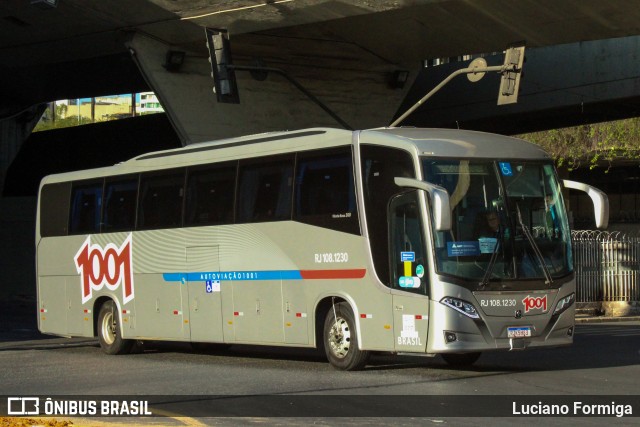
{"left": 323, "top": 302, "right": 370, "bottom": 371}
{"left": 97, "top": 300, "right": 133, "bottom": 355}
{"left": 441, "top": 352, "right": 481, "bottom": 367}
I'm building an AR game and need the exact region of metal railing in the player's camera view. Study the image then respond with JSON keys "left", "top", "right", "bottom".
{"left": 572, "top": 230, "right": 640, "bottom": 302}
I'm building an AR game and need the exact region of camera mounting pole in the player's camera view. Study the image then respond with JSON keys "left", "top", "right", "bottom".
{"left": 389, "top": 43, "right": 525, "bottom": 127}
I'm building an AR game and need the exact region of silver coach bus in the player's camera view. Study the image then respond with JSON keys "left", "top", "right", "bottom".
{"left": 36, "top": 127, "right": 608, "bottom": 370}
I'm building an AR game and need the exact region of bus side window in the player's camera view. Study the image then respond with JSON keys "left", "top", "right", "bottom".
{"left": 137, "top": 169, "right": 185, "bottom": 230}
{"left": 185, "top": 163, "right": 237, "bottom": 226}
{"left": 237, "top": 156, "right": 294, "bottom": 223}
{"left": 294, "top": 147, "right": 359, "bottom": 234}
{"left": 103, "top": 176, "right": 138, "bottom": 233}
{"left": 40, "top": 182, "right": 71, "bottom": 237}
{"left": 69, "top": 180, "right": 103, "bottom": 235}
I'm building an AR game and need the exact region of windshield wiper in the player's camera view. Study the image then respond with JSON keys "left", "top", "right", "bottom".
{"left": 479, "top": 229, "right": 501, "bottom": 287}
{"left": 516, "top": 204, "right": 553, "bottom": 285}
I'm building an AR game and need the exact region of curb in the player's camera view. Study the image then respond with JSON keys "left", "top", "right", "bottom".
{"left": 575, "top": 316, "right": 640, "bottom": 323}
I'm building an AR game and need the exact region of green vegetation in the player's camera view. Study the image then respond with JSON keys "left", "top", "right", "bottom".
{"left": 518, "top": 117, "right": 640, "bottom": 171}
{"left": 33, "top": 104, "right": 94, "bottom": 132}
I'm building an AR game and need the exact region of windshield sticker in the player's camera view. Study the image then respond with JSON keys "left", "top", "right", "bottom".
{"left": 399, "top": 276, "right": 421, "bottom": 288}
{"left": 478, "top": 237, "right": 498, "bottom": 253}
{"left": 416, "top": 264, "right": 425, "bottom": 278}
{"left": 447, "top": 241, "right": 480, "bottom": 257}
{"left": 400, "top": 251, "right": 415, "bottom": 262}
{"left": 499, "top": 162, "right": 513, "bottom": 176}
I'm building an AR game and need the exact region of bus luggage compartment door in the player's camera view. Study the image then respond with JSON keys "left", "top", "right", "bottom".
{"left": 186, "top": 246, "right": 224, "bottom": 343}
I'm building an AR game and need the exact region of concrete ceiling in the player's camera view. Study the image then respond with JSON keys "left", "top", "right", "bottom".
{"left": 2, "top": 0, "right": 640, "bottom": 115}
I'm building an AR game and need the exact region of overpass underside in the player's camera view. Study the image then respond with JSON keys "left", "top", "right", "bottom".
{"left": 2, "top": 0, "right": 640, "bottom": 195}
{"left": 397, "top": 36, "right": 640, "bottom": 135}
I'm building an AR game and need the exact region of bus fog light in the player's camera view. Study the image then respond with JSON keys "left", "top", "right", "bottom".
{"left": 444, "top": 331, "right": 457, "bottom": 343}
{"left": 553, "top": 293, "right": 575, "bottom": 315}
{"left": 440, "top": 297, "right": 480, "bottom": 319}
{"left": 567, "top": 326, "right": 574, "bottom": 336}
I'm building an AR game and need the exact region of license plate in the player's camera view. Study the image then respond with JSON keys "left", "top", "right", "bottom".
{"left": 508, "top": 326, "right": 531, "bottom": 338}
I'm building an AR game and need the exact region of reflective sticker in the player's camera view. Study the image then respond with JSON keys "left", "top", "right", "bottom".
{"left": 447, "top": 241, "right": 480, "bottom": 257}
{"left": 499, "top": 162, "right": 513, "bottom": 176}
{"left": 416, "top": 264, "right": 425, "bottom": 278}
{"left": 399, "top": 276, "right": 421, "bottom": 288}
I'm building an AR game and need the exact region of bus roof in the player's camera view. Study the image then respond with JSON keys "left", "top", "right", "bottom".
{"left": 361, "top": 128, "right": 551, "bottom": 160}
{"left": 39, "top": 127, "right": 550, "bottom": 185}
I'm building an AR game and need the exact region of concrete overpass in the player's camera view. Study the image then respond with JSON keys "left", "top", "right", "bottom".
{"left": 3, "top": 1, "right": 640, "bottom": 136}
{"left": 1, "top": 0, "right": 640, "bottom": 297}
{"left": 397, "top": 35, "right": 640, "bottom": 134}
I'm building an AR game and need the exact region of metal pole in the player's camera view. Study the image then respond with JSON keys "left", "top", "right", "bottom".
{"left": 389, "top": 65, "right": 506, "bottom": 128}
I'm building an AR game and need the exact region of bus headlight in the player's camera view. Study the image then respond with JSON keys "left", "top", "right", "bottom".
{"left": 440, "top": 297, "right": 480, "bottom": 319}
{"left": 553, "top": 293, "right": 575, "bottom": 315}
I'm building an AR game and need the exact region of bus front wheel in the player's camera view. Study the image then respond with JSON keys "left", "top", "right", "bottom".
{"left": 323, "top": 302, "right": 370, "bottom": 371}
{"left": 97, "top": 300, "right": 133, "bottom": 355}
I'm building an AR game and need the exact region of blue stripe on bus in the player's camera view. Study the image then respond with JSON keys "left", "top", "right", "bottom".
{"left": 162, "top": 270, "right": 303, "bottom": 283}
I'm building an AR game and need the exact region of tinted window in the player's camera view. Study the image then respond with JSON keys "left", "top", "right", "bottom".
{"left": 137, "top": 170, "right": 185, "bottom": 229}
{"left": 237, "top": 156, "right": 294, "bottom": 223}
{"left": 69, "top": 180, "right": 103, "bottom": 235}
{"left": 185, "top": 163, "right": 236, "bottom": 226}
{"left": 40, "top": 182, "right": 71, "bottom": 237}
{"left": 389, "top": 191, "right": 428, "bottom": 295}
{"left": 294, "top": 148, "right": 359, "bottom": 234}
{"left": 361, "top": 145, "right": 415, "bottom": 285}
{"left": 103, "top": 176, "right": 138, "bottom": 233}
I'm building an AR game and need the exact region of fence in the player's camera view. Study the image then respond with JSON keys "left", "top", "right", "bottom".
{"left": 571, "top": 230, "right": 640, "bottom": 302}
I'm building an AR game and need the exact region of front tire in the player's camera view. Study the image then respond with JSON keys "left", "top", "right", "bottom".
{"left": 97, "top": 300, "right": 133, "bottom": 355}
{"left": 323, "top": 302, "right": 370, "bottom": 371}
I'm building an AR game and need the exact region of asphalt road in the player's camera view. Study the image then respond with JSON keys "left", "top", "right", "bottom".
{"left": 1, "top": 298, "right": 639, "bottom": 425}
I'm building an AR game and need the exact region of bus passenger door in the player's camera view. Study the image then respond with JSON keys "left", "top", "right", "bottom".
{"left": 389, "top": 191, "right": 429, "bottom": 352}
{"left": 186, "top": 246, "right": 224, "bottom": 342}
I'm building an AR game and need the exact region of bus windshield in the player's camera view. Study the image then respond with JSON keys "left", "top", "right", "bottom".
{"left": 423, "top": 159, "right": 572, "bottom": 287}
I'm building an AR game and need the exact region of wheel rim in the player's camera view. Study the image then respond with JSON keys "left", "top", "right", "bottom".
{"left": 328, "top": 316, "right": 351, "bottom": 359}
{"left": 101, "top": 309, "right": 116, "bottom": 345}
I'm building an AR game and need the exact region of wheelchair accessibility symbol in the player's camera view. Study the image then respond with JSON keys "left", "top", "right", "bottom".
{"left": 499, "top": 162, "right": 513, "bottom": 176}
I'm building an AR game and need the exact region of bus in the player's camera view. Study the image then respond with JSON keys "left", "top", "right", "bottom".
{"left": 36, "top": 127, "right": 608, "bottom": 370}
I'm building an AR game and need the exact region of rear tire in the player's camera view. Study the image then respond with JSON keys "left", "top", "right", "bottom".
{"left": 441, "top": 352, "right": 481, "bottom": 367}
{"left": 97, "top": 300, "right": 133, "bottom": 355}
{"left": 323, "top": 302, "right": 370, "bottom": 371}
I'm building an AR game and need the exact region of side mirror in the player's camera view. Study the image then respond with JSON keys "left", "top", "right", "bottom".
{"left": 563, "top": 180, "right": 609, "bottom": 230}
{"left": 394, "top": 177, "right": 451, "bottom": 231}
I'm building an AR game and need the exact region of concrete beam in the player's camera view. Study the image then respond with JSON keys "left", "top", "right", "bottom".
{"left": 126, "top": 32, "right": 415, "bottom": 144}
